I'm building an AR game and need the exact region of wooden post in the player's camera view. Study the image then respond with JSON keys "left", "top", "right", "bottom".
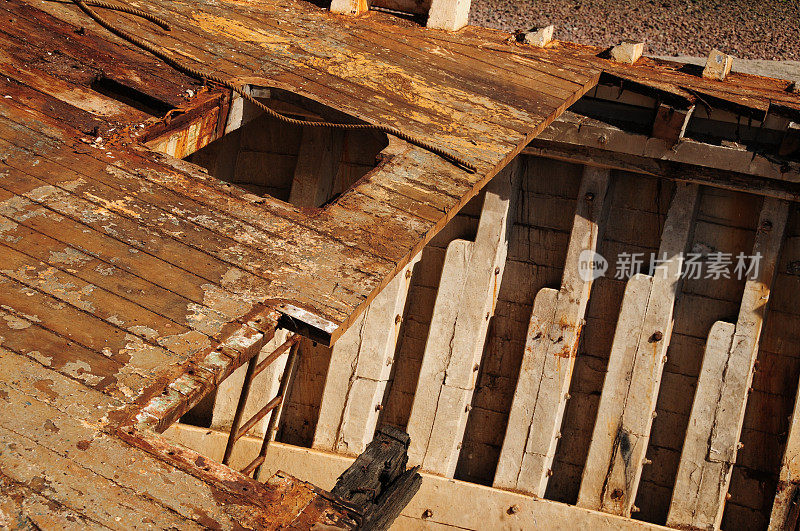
{"left": 577, "top": 183, "right": 699, "bottom": 516}
{"left": 702, "top": 49, "right": 734, "bottom": 81}
{"left": 667, "top": 197, "right": 789, "bottom": 530}
{"left": 289, "top": 128, "right": 345, "bottom": 208}
{"left": 313, "top": 255, "right": 420, "bottom": 456}
{"left": 406, "top": 160, "right": 520, "bottom": 477}
{"left": 330, "top": 0, "right": 369, "bottom": 16}
{"left": 426, "top": 0, "right": 472, "bottom": 31}
{"left": 494, "top": 166, "right": 612, "bottom": 496}
{"left": 609, "top": 41, "right": 645, "bottom": 64}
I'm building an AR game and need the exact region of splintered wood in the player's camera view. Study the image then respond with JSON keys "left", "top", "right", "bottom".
{"left": 668, "top": 197, "right": 789, "bottom": 530}
{"left": 407, "top": 162, "right": 520, "bottom": 477}
{"left": 578, "top": 183, "right": 699, "bottom": 516}
{"left": 313, "top": 255, "right": 420, "bottom": 455}
{"left": 494, "top": 166, "right": 611, "bottom": 496}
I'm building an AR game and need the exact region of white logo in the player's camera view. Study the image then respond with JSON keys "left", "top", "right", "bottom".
{"left": 578, "top": 249, "right": 608, "bottom": 282}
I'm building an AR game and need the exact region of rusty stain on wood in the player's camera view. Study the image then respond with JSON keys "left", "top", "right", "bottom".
{"left": 0, "top": 0, "right": 798, "bottom": 526}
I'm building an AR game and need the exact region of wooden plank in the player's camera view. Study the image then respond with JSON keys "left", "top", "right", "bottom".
{"left": 167, "top": 423, "right": 671, "bottom": 531}
{"left": 494, "top": 165, "right": 611, "bottom": 496}
{"left": 314, "top": 255, "right": 419, "bottom": 455}
{"left": 667, "top": 197, "right": 789, "bottom": 530}
{"left": 407, "top": 159, "right": 520, "bottom": 477}
{"left": 577, "top": 183, "right": 699, "bottom": 516}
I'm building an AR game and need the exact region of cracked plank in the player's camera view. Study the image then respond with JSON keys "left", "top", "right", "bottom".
{"left": 494, "top": 165, "right": 611, "bottom": 496}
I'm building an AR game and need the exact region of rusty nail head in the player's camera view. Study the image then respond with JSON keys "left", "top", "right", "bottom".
{"left": 375, "top": 404, "right": 383, "bottom": 411}
{"left": 395, "top": 314, "right": 402, "bottom": 324}
{"left": 494, "top": 266, "right": 500, "bottom": 274}
{"left": 422, "top": 509, "right": 433, "bottom": 519}
{"left": 405, "top": 269, "right": 412, "bottom": 279}
{"left": 507, "top": 505, "right": 520, "bottom": 515}
{"left": 649, "top": 331, "right": 663, "bottom": 342}
{"left": 585, "top": 192, "right": 595, "bottom": 201}
{"left": 763, "top": 220, "right": 773, "bottom": 230}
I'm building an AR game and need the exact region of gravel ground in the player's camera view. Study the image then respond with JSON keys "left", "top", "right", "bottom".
{"left": 469, "top": 0, "right": 800, "bottom": 61}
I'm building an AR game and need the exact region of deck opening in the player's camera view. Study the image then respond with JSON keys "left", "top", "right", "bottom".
{"left": 91, "top": 76, "right": 175, "bottom": 117}
{"left": 183, "top": 86, "right": 389, "bottom": 208}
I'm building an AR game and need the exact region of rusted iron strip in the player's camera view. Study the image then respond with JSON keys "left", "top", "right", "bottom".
{"left": 222, "top": 333, "right": 297, "bottom": 464}
{"left": 253, "top": 342, "right": 301, "bottom": 480}
{"left": 234, "top": 395, "right": 283, "bottom": 442}
{"left": 241, "top": 454, "right": 265, "bottom": 477}
{"left": 252, "top": 334, "right": 300, "bottom": 380}
{"left": 222, "top": 352, "right": 259, "bottom": 465}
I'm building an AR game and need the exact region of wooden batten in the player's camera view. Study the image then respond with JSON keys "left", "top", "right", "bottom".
{"left": 313, "top": 255, "right": 420, "bottom": 455}
{"left": 667, "top": 197, "right": 789, "bottom": 530}
{"left": 494, "top": 165, "right": 612, "bottom": 496}
{"left": 406, "top": 160, "right": 520, "bottom": 477}
{"left": 577, "top": 183, "right": 699, "bottom": 516}
{"left": 523, "top": 25, "right": 555, "bottom": 47}
{"left": 426, "top": 0, "right": 472, "bottom": 31}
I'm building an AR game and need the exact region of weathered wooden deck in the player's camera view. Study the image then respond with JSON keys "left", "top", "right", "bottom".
{"left": 1, "top": 0, "right": 799, "bottom": 527}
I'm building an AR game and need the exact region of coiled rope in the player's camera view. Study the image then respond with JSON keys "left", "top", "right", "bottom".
{"left": 70, "top": 0, "right": 477, "bottom": 173}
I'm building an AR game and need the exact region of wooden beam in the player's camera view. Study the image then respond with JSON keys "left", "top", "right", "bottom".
{"left": 426, "top": 0, "right": 471, "bottom": 31}
{"left": 288, "top": 128, "right": 345, "bottom": 208}
{"left": 667, "top": 197, "right": 789, "bottom": 530}
{"left": 577, "top": 183, "right": 699, "bottom": 516}
{"left": 494, "top": 166, "right": 612, "bottom": 496}
{"left": 525, "top": 110, "right": 800, "bottom": 195}
{"left": 651, "top": 104, "right": 694, "bottom": 145}
{"left": 524, "top": 141, "right": 800, "bottom": 202}
{"left": 406, "top": 160, "right": 520, "bottom": 477}
{"left": 331, "top": 426, "right": 421, "bottom": 531}
{"left": 165, "top": 423, "right": 671, "bottom": 531}
{"left": 330, "top": 0, "right": 370, "bottom": 16}
{"left": 313, "top": 255, "right": 420, "bottom": 455}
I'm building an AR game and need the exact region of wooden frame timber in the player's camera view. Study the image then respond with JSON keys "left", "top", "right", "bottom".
{"left": 2, "top": 0, "right": 800, "bottom": 527}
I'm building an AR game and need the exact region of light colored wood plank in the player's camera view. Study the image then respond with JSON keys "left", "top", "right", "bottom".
{"left": 407, "top": 160, "right": 520, "bottom": 477}
{"left": 578, "top": 183, "right": 699, "bottom": 516}
{"left": 494, "top": 165, "right": 612, "bottom": 496}
{"left": 166, "top": 423, "right": 671, "bottom": 531}
{"left": 314, "top": 254, "right": 420, "bottom": 455}
{"left": 668, "top": 197, "right": 789, "bottom": 530}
